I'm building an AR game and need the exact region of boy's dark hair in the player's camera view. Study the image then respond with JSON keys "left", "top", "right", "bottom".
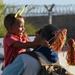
{"left": 4, "top": 13, "right": 23, "bottom": 31}
{"left": 36, "top": 24, "right": 59, "bottom": 44}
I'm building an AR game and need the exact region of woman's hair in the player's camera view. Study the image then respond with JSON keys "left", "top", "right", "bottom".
{"left": 50, "top": 29, "right": 67, "bottom": 51}
{"left": 4, "top": 13, "right": 23, "bottom": 31}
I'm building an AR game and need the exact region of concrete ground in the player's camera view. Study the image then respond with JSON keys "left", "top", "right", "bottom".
{"left": 58, "top": 51, "right": 75, "bottom": 75}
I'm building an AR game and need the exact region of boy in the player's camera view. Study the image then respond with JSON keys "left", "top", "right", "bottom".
{"left": 2, "top": 13, "right": 49, "bottom": 69}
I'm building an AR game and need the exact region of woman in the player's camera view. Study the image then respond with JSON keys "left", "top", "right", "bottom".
{"left": 2, "top": 24, "right": 66, "bottom": 75}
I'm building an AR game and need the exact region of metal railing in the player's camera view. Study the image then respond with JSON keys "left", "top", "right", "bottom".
{"left": 4, "top": 4, "right": 75, "bottom": 17}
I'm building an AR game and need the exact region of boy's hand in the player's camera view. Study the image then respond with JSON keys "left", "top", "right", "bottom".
{"left": 40, "top": 39, "right": 50, "bottom": 47}
{"left": 34, "top": 39, "right": 50, "bottom": 47}
{"left": 33, "top": 36, "right": 50, "bottom": 47}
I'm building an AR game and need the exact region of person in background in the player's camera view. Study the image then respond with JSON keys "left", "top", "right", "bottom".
{"left": 2, "top": 13, "right": 49, "bottom": 70}
{"left": 2, "top": 24, "right": 60, "bottom": 75}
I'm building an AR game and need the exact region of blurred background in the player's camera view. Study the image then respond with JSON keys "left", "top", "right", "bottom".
{"left": 0, "top": 0, "right": 75, "bottom": 38}
{"left": 0, "top": 0, "right": 75, "bottom": 74}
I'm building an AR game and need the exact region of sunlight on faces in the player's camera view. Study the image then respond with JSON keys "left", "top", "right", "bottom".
{"left": 11, "top": 17, "right": 25, "bottom": 36}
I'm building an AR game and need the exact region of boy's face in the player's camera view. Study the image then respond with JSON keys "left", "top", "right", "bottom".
{"left": 10, "top": 17, "right": 25, "bottom": 36}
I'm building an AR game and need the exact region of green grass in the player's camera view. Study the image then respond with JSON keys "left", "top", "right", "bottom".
{"left": 0, "top": 25, "right": 7, "bottom": 37}
{"left": 0, "top": 4, "right": 6, "bottom": 37}
{"left": 25, "top": 23, "right": 36, "bottom": 35}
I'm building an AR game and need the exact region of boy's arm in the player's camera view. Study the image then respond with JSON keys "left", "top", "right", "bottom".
{"left": 11, "top": 39, "right": 50, "bottom": 49}
{"left": 11, "top": 41, "right": 38, "bottom": 48}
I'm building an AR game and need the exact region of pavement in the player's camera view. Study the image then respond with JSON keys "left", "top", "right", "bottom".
{"left": 58, "top": 51, "right": 75, "bottom": 75}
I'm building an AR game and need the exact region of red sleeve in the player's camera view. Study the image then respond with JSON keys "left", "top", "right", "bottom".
{"left": 5, "top": 34, "right": 18, "bottom": 47}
